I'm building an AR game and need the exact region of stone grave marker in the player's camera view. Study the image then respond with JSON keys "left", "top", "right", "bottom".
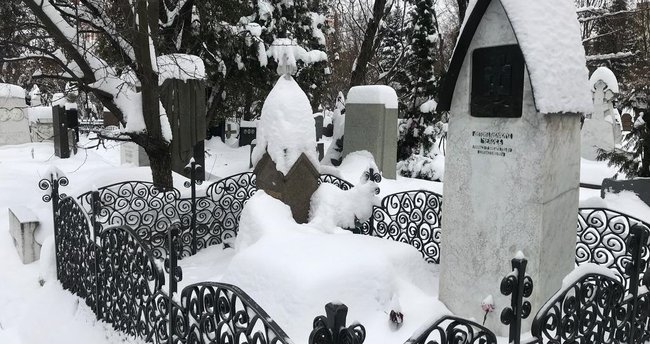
{"left": 52, "top": 106, "right": 70, "bottom": 158}
{"left": 252, "top": 72, "right": 320, "bottom": 224}
{"left": 28, "top": 106, "right": 54, "bottom": 142}
{"left": 0, "top": 83, "right": 31, "bottom": 146}
{"left": 8, "top": 206, "right": 41, "bottom": 264}
{"left": 581, "top": 66, "right": 619, "bottom": 160}
{"left": 224, "top": 118, "right": 240, "bottom": 147}
{"left": 343, "top": 86, "right": 398, "bottom": 179}
{"left": 121, "top": 141, "right": 150, "bottom": 166}
{"left": 160, "top": 78, "right": 206, "bottom": 180}
{"left": 436, "top": 0, "right": 591, "bottom": 334}
{"left": 239, "top": 120, "right": 257, "bottom": 146}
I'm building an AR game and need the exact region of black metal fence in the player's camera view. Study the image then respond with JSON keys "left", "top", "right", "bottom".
{"left": 42, "top": 169, "right": 650, "bottom": 344}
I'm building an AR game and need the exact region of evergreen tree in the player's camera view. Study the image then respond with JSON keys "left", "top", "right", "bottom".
{"left": 397, "top": 0, "right": 441, "bottom": 161}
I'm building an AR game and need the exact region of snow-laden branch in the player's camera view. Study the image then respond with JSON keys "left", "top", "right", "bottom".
{"left": 586, "top": 51, "right": 636, "bottom": 61}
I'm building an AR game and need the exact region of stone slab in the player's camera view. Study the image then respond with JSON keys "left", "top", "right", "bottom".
{"left": 9, "top": 207, "right": 41, "bottom": 264}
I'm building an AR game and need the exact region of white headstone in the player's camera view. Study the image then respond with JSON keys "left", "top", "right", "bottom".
{"left": 437, "top": 0, "right": 590, "bottom": 335}
{"left": 120, "top": 142, "right": 150, "bottom": 166}
{"left": 224, "top": 118, "right": 240, "bottom": 147}
{"left": 28, "top": 106, "right": 54, "bottom": 142}
{"left": 343, "top": 85, "right": 398, "bottom": 179}
{"left": 582, "top": 67, "right": 620, "bottom": 160}
{"left": 8, "top": 207, "right": 41, "bottom": 264}
{"left": 0, "top": 83, "right": 30, "bottom": 146}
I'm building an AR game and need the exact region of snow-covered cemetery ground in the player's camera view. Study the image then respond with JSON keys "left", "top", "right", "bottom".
{"left": 1, "top": 135, "right": 649, "bottom": 344}
{"left": 2, "top": 0, "right": 650, "bottom": 343}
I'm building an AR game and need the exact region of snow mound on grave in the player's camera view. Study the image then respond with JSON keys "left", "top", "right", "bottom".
{"left": 252, "top": 76, "right": 318, "bottom": 175}
{"left": 309, "top": 181, "right": 380, "bottom": 231}
{"left": 590, "top": 66, "right": 619, "bottom": 94}
{"left": 227, "top": 191, "right": 442, "bottom": 342}
{"left": 497, "top": 0, "right": 592, "bottom": 114}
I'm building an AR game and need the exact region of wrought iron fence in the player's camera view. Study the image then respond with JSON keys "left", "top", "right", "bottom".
{"left": 357, "top": 190, "right": 443, "bottom": 264}
{"left": 43, "top": 170, "right": 650, "bottom": 344}
{"left": 42, "top": 174, "right": 295, "bottom": 344}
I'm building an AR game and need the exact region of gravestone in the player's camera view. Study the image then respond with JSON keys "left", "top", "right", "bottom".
{"left": 28, "top": 106, "right": 54, "bottom": 142}
{"left": 582, "top": 67, "right": 619, "bottom": 160}
{"left": 52, "top": 106, "right": 70, "bottom": 158}
{"left": 252, "top": 73, "right": 320, "bottom": 224}
{"left": 224, "top": 118, "right": 239, "bottom": 147}
{"left": 120, "top": 142, "right": 150, "bottom": 166}
{"left": 0, "top": 83, "right": 31, "bottom": 146}
{"left": 160, "top": 79, "right": 206, "bottom": 180}
{"left": 239, "top": 120, "right": 257, "bottom": 146}
{"left": 254, "top": 153, "right": 319, "bottom": 223}
{"left": 8, "top": 206, "right": 41, "bottom": 264}
{"left": 314, "top": 114, "right": 324, "bottom": 141}
{"left": 436, "top": 0, "right": 591, "bottom": 335}
{"left": 343, "top": 86, "right": 398, "bottom": 179}
{"left": 621, "top": 112, "right": 633, "bottom": 131}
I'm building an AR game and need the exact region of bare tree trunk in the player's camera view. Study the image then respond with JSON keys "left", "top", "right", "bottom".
{"left": 349, "top": 0, "right": 388, "bottom": 87}
{"left": 134, "top": 0, "right": 172, "bottom": 188}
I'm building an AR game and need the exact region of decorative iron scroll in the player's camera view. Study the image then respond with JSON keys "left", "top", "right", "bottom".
{"left": 404, "top": 315, "right": 497, "bottom": 344}
{"left": 362, "top": 190, "right": 443, "bottom": 264}
{"left": 146, "top": 290, "right": 187, "bottom": 344}
{"left": 576, "top": 208, "right": 650, "bottom": 288}
{"left": 180, "top": 282, "right": 293, "bottom": 344}
{"left": 531, "top": 273, "right": 626, "bottom": 344}
{"left": 199, "top": 172, "right": 257, "bottom": 248}
{"left": 318, "top": 174, "right": 354, "bottom": 190}
{"left": 97, "top": 225, "right": 165, "bottom": 339}
{"left": 309, "top": 303, "right": 366, "bottom": 344}
{"left": 54, "top": 196, "right": 98, "bottom": 310}
{"left": 78, "top": 181, "right": 182, "bottom": 259}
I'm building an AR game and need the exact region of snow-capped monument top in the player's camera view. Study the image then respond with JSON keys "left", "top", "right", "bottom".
{"left": 252, "top": 76, "right": 318, "bottom": 175}
{"left": 590, "top": 67, "right": 619, "bottom": 94}
{"left": 438, "top": 0, "right": 592, "bottom": 115}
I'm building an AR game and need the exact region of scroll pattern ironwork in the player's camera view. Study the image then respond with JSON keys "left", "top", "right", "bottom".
{"left": 360, "top": 191, "right": 443, "bottom": 264}
{"left": 318, "top": 174, "right": 354, "bottom": 190}
{"left": 403, "top": 316, "right": 497, "bottom": 344}
{"left": 54, "top": 196, "right": 98, "bottom": 310}
{"left": 180, "top": 282, "right": 292, "bottom": 344}
{"left": 531, "top": 273, "right": 627, "bottom": 344}
{"left": 576, "top": 208, "right": 650, "bottom": 289}
{"left": 78, "top": 182, "right": 182, "bottom": 259}
{"left": 97, "top": 225, "right": 165, "bottom": 338}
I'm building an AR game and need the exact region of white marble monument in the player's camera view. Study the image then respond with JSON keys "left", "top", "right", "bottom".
{"left": 581, "top": 66, "right": 620, "bottom": 160}
{"left": 343, "top": 86, "right": 398, "bottom": 179}
{"left": 0, "top": 83, "right": 31, "bottom": 146}
{"left": 121, "top": 142, "right": 150, "bottom": 166}
{"left": 436, "top": 0, "right": 592, "bottom": 335}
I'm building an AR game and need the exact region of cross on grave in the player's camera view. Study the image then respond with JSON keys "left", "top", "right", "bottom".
{"left": 225, "top": 123, "right": 237, "bottom": 139}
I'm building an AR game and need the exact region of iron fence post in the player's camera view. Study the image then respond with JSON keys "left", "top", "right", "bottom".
{"left": 500, "top": 256, "right": 533, "bottom": 344}
{"left": 184, "top": 159, "right": 202, "bottom": 255}
{"left": 91, "top": 190, "right": 102, "bottom": 320}
{"left": 309, "top": 302, "right": 366, "bottom": 344}
{"left": 627, "top": 224, "right": 649, "bottom": 344}
{"left": 166, "top": 223, "right": 182, "bottom": 344}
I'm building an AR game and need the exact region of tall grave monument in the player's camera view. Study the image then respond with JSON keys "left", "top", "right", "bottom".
{"left": 436, "top": 0, "right": 592, "bottom": 334}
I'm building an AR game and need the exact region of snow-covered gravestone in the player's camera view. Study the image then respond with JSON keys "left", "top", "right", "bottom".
{"left": 0, "top": 83, "right": 31, "bottom": 146}
{"left": 121, "top": 142, "right": 150, "bottom": 167}
{"left": 252, "top": 75, "right": 319, "bottom": 223}
{"left": 436, "top": 0, "right": 591, "bottom": 335}
{"left": 8, "top": 206, "right": 41, "bottom": 264}
{"left": 343, "top": 86, "right": 398, "bottom": 179}
{"left": 28, "top": 106, "right": 54, "bottom": 142}
{"left": 581, "top": 66, "right": 620, "bottom": 160}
